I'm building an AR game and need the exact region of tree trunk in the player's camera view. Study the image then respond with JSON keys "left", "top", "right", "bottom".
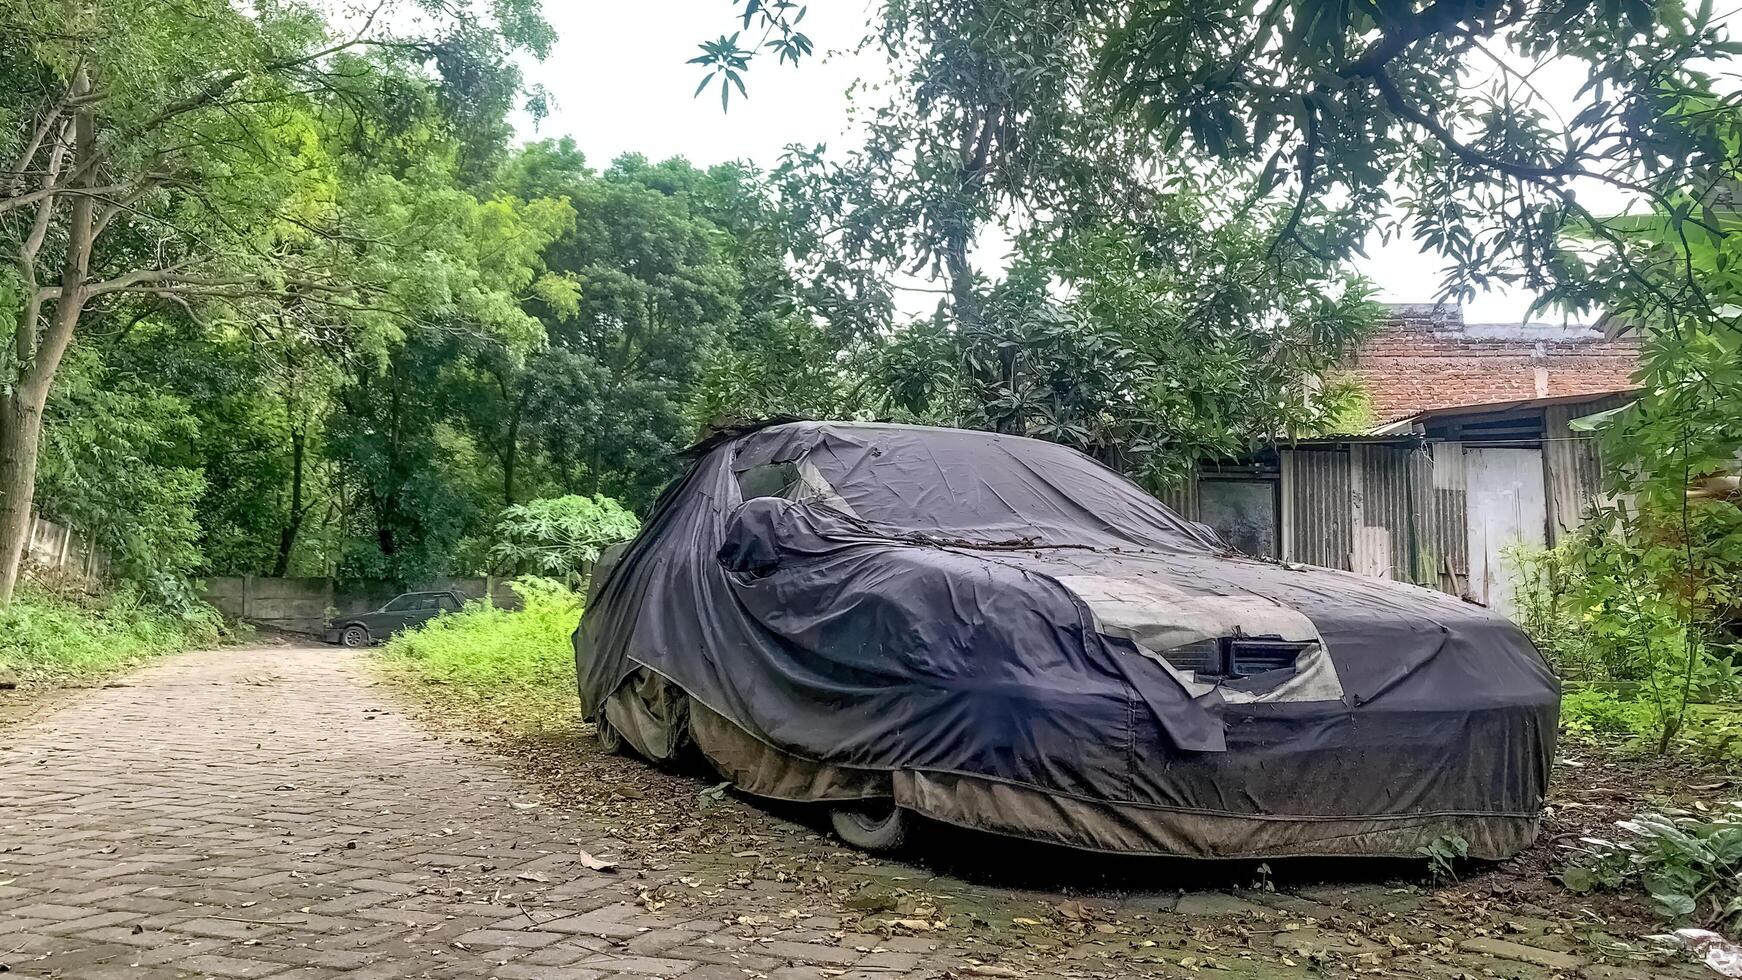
{"left": 502, "top": 385, "right": 528, "bottom": 505}
{"left": 0, "top": 392, "right": 48, "bottom": 605}
{"left": 502, "top": 430, "right": 518, "bottom": 505}
{"left": 271, "top": 427, "right": 306, "bottom": 577}
{"left": 0, "top": 69, "right": 96, "bottom": 607}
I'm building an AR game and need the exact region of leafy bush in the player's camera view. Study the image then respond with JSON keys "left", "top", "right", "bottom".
{"left": 1672, "top": 705, "right": 1742, "bottom": 764}
{"left": 1514, "top": 521, "right": 1742, "bottom": 753}
{"left": 38, "top": 346, "right": 209, "bottom": 596}
{"left": 376, "top": 576, "right": 582, "bottom": 733}
{"left": 1562, "top": 804, "right": 1742, "bottom": 932}
{"left": 1512, "top": 543, "right": 1611, "bottom": 680}
{"left": 489, "top": 495, "right": 640, "bottom": 584}
{"left": 0, "top": 580, "right": 223, "bottom": 684}
{"left": 1560, "top": 688, "right": 1660, "bottom": 741}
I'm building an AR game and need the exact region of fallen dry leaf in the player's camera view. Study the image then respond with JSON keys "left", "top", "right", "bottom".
{"left": 575, "top": 849, "right": 617, "bottom": 872}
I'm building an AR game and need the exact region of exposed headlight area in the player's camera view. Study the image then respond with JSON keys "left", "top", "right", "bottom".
{"left": 1157, "top": 636, "right": 1315, "bottom": 681}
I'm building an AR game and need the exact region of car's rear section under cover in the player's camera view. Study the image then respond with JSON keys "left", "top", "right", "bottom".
{"left": 577, "top": 421, "right": 1558, "bottom": 859}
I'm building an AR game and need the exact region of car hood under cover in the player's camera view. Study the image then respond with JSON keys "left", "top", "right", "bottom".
{"left": 576, "top": 422, "right": 1558, "bottom": 835}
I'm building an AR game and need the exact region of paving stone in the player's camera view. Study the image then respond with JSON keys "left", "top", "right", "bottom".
{"left": 6, "top": 902, "right": 95, "bottom": 921}
{"left": 542, "top": 907, "right": 658, "bottom": 939}
{"left": 571, "top": 953, "right": 697, "bottom": 976}
{"left": 0, "top": 917, "right": 55, "bottom": 937}
{"left": 1460, "top": 936, "right": 1585, "bottom": 971}
{"left": 1269, "top": 926, "right": 1386, "bottom": 956}
{"left": 175, "top": 951, "right": 295, "bottom": 978}
{"left": 452, "top": 926, "right": 565, "bottom": 948}
{"left": 492, "top": 966, "right": 610, "bottom": 980}
{"left": 17, "top": 964, "right": 186, "bottom": 980}
{"left": 0, "top": 642, "right": 1609, "bottom": 980}
{"left": 1172, "top": 892, "right": 1271, "bottom": 917}
{"left": 758, "top": 939, "right": 861, "bottom": 966}
{"left": 623, "top": 927, "right": 710, "bottom": 955}
{"left": 130, "top": 936, "right": 233, "bottom": 965}
{"left": 858, "top": 950, "right": 922, "bottom": 970}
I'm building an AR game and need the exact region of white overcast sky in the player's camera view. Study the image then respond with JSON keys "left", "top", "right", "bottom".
{"left": 515, "top": 1, "right": 1616, "bottom": 325}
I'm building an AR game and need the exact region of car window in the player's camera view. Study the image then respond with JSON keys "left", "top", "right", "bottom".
{"left": 437, "top": 594, "right": 460, "bottom": 612}
{"left": 383, "top": 594, "right": 417, "bottom": 612}
{"left": 736, "top": 461, "right": 800, "bottom": 499}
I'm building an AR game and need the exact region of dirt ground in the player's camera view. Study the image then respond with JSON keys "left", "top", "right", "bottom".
{"left": 410, "top": 686, "right": 1737, "bottom": 980}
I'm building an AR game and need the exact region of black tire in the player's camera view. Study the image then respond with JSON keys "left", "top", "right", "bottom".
{"left": 596, "top": 715, "right": 625, "bottom": 755}
{"left": 340, "top": 625, "right": 370, "bottom": 648}
{"left": 830, "top": 801, "right": 911, "bottom": 852}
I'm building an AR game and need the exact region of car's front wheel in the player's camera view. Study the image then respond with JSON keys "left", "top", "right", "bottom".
{"left": 340, "top": 625, "right": 370, "bottom": 648}
{"left": 830, "top": 801, "right": 911, "bottom": 852}
{"left": 596, "top": 716, "right": 625, "bottom": 755}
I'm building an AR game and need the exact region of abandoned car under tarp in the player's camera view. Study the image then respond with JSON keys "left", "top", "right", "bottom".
{"left": 574, "top": 421, "right": 1558, "bottom": 858}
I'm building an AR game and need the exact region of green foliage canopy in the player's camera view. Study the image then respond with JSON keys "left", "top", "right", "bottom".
{"left": 489, "top": 495, "right": 640, "bottom": 581}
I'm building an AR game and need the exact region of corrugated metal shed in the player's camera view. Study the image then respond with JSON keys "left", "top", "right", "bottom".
{"left": 1543, "top": 392, "right": 1630, "bottom": 542}
{"left": 1178, "top": 390, "right": 1626, "bottom": 609}
{"left": 1427, "top": 443, "right": 1472, "bottom": 597}
{"left": 1279, "top": 448, "right": 1352, "bottom": 569}
{"left": 1156, "top": 478, "right": 1199, "bottom": 521}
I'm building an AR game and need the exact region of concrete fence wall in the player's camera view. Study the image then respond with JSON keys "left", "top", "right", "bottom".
{"left": 204, "top": 576, "right": 519, "bottom": 635}
{"left": 23, "top": 514, "right": 108, "bottom": 582}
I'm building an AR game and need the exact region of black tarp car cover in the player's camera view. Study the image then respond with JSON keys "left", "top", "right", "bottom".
{"left": 576, "top": 422, "right": 1558, "bottom": 859}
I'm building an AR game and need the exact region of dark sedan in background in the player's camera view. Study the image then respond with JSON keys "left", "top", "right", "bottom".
{"left": 322, "top": 590, "right": 465, "bottom": 647}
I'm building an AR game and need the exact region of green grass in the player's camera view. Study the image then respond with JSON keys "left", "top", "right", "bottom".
{"left": 1561, "top": 687, "right": 1742, "bottom": 762}
{"left": 375, "top": 576, "right": 583, "bottom": 734}
{"left": 0, "top": 580, "right": 224, "bottom": 684}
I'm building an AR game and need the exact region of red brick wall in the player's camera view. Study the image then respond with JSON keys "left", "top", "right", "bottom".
{"left": 1348, "top": 305, "right": 1640, "bottom": 423}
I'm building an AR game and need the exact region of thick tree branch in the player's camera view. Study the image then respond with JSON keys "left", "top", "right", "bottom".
{"left": 0, "top": 181, "right": 133, "bottom": 217}
{"left": 1339, "top": 0, "right": 1493, "bottom": 79}
{"left": 1272, "top": 98, "right": 1322, "bottom": 258}
{"left": 23, "top": 69, "right": 98, "bottom": 404}
{"left": 9, "top": 104, "right": 66, "bottom": 179}
{"left": 1368, "top": 68, "right": 1579, "bottom": 180}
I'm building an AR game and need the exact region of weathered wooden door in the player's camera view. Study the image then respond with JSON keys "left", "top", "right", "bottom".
{"left": 1464, "top": 447, "right": 1548, "bottom": 618}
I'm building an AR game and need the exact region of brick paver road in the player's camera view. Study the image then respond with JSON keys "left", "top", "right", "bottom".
{"left": 0, "top": 647, "right": 944, "bottom": 980}
{"left": 2, "top": 646, "right": 1702, "bottom": 980}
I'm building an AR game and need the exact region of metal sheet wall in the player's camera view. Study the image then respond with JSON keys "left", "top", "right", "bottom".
{"left": 1351, "top": 445, "right": 1418, "bottom": 581}
{"left": 1280, "top": 448, "right": 1352, "bottom": 569}
{"left": 1428, "top": 443, "right": 1472, "bottom": 597}
{"left": 1157, "top": 474, "right": 1200, "bottom": 522}
{"left": 1279, "top": 444, "right": 1469, "bottom": 596}
{"left": 1543, "top": 393, "right": 1630, "bottom": 543}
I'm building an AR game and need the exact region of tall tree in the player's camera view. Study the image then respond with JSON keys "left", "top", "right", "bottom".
{"left": 322, "top": 170, "right": 574, "bottom": 581}
{"left": 730, "top": 0, "right": 1378, "bottom": 478}
{"left": 519, "top": 152, "right": 743, "bottom": 509}
{"left": 0, "top": 0, "right": 552, "bottom": 604}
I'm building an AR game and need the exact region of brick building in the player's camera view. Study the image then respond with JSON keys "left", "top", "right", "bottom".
{"left": 1347, "top": 303, "right": 1640, "bottom": 424}
{"left": 1165, "top": 304, "right": 1644, "bottom": 619}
